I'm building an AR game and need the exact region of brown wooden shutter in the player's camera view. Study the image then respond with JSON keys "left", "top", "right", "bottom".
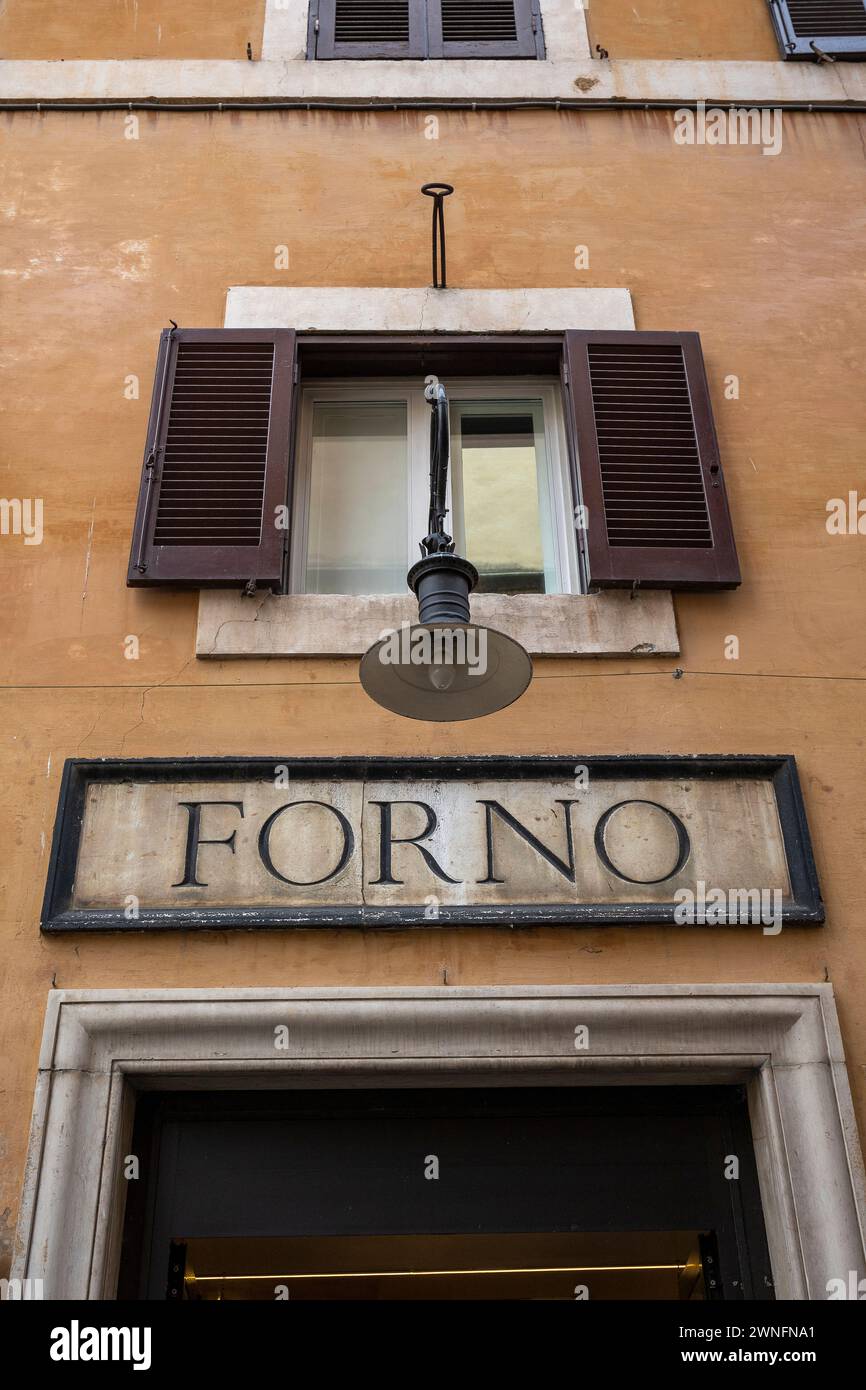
{"left": 312, "top": 0, "right": 428, "bottom": 58}
{"left": 564, "top": 330, "right": 741, "bottom": 591}
{"left": 769, "top": 0, "right": 866, "bottom": 57}
{"left": 127, "top": 328, "right": 295, "bottom": 590}
{"left": 427, "top": 0, "right": 543, "bottom": 57}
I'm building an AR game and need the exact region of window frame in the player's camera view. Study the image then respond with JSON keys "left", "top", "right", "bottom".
{"left": 308, "top": 0, "right": 545, "bottom": 61}
{"left": 128, "top": 325, "right": 737, "bottom": 598}
{"left": 289, "top": 375, "right": 579, "bottom": 597}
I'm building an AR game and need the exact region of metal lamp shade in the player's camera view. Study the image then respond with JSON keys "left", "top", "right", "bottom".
{"left": 360, "top": 621, "right": 533, "bottom": 722}
{"left": 360, "top": 553, "right": 532, "bottom": 722}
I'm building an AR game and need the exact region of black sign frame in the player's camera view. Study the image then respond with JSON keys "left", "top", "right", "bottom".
{"left": 41, "top": 755, "right": 824, "bottom": 932}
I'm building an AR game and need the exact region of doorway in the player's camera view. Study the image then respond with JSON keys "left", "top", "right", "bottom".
{"left": 118, "top": 1085, "right": 773, "bottom": 1300}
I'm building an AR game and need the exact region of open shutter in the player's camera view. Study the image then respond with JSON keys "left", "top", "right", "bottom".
{"left": 565, "top": 330, "right": 740, "bottom": 591}
{"left": 311, "top": 0, "right": 428, "bottom": 58}
{"left": 127, "top": 328, "right": 295, "bottom": 590}
{"left": 427, "top": 0, "right": 543, "bottom": 57}
{"left": 769, "top": 0, "right": 866, "bottom": 58}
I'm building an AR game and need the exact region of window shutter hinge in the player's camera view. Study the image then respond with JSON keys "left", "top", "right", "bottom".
{"left": 562, "top": 363, "right": 569, "bottom": 385}
{"left": 132, "top": 445, "right": 161, "bottom": 572}
{"left": 810, "top": 40, "right": 835, "bottom": 64}
{"left": 293, "top": 362, "right": 299, "bottom": 384}
{"left": 143, "top": 445, "right": 163, "bottom": 486}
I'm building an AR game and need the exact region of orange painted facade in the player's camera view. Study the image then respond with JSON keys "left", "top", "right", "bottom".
{"left": 1, "top": 1, "right": 865, "bottom": 1291}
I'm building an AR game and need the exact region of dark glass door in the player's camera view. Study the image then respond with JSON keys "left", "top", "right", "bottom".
{"left": 119, "top": 1086, "right": 774, "bottom": 1301}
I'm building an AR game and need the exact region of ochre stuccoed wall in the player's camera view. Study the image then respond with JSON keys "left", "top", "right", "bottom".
{"left": 1, "top": 106, "right": 865, "bottom": 1275}
{"left": 586, "top": 0, "right": 781, "bottom": 61}
{"left": 0, "top": 0, "right": 265, "bottom": 59}
{"left": 0, "top": 0, "right": 784, "bottom": 63}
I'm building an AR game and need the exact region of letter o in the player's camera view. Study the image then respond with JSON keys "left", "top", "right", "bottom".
{"left": 258, "top": 801, "right": 355, "bottom": 885}
{"left": 593, "top": 799, "right": 691, "bottom": 884}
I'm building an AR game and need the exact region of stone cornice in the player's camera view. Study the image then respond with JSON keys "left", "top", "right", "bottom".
{"left": 1, "top": 58, "right": 864, "bottom": 107}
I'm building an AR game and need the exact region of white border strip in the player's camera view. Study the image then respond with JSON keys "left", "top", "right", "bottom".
{"left": 0, "top": 59, "right": 862, "bottom": 104}
{"left": 224, "top": 285, "right": 635, "bottom": 332}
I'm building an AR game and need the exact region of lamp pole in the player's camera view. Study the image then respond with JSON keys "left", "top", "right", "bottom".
{"left": 359, "top": 378, "right": 533, "bottom": 722}
{"left": 407, "top": 377, "right": 479, "bottom": 627}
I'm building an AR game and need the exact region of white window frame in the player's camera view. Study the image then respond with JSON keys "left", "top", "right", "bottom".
{"left": 449, "top": 387, "right": 579, "bottom": 595}
{"left": 262, "top": 0, "right": 593, "bottom": 66}
{"left": 290, "top": 376, "right": 580, "bottom": 597}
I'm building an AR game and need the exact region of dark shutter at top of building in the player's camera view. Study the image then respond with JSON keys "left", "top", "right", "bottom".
{"left": 127, "top": 329, "right": 296, "bottom": 590}
{"left": 313, "top": 0, "right": 425, "bottom": 57}
{"left": 428, "top": 0, "right": 542, "bottom": 56}
{"left": 310, "top": 0, "right": 543, "bottom": 58}
{"left": 564, "top": 331, "right": 741, "bottom": 591}
{"left": 769, "top": 0, "right": 866, "bottom": 57}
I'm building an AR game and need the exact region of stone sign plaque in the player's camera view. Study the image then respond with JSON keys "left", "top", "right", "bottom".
{"left": 41, "top": 757, "right": 823, "bottom": 931}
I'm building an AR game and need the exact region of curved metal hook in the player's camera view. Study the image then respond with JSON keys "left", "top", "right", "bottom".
{"left": 421, "top": 182, "right": 454, "bottom": 289}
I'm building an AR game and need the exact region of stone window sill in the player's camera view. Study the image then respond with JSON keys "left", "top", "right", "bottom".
{"left": 195, "top": 589, "right": 679, "bottom": 659}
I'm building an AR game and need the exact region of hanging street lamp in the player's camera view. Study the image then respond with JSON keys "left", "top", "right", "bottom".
{"left": 360, "top": 377, "right": 533, "bottom": 721}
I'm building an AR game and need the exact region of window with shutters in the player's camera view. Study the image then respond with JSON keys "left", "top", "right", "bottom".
{"left": 308, "top": 0, "right": 545, "bottom": 60}
{"left": 128, "top": 329, "right": 739, "bottom": 595}
{"left": 768, "top": 0, "right": 866, "bottom": 58}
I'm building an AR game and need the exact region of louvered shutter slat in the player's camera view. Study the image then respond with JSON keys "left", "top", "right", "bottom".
{"left": 769, "top": 0, "right": 866, "bottom": 57}
{"left": 313, "top": 0, "right": 426, "bottom": 57}
{"left": 127, "top": 329, "right": 295, "bottom": 589}
{"left": 565, "top": 331, "right": 741, "bottom": 590}
{"left": 428, "top": 0, "right": 542, "bottom": 56}
{"left": 441, "top": 2, "right": 518, "bottom": 41}
{"left": 335, "top": 0, "right": 411, "bottom": 41}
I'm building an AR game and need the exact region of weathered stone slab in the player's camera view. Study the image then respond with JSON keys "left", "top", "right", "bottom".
{"left": 44, "top": 757, "right": 817, "bottom": 929}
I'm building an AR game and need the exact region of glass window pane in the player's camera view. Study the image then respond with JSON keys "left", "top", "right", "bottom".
{"left": 304, "top": 401, "right": 408, "bottom": 594}
{"left": 451, "top": 401, "right": 559, "bottom": 594}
